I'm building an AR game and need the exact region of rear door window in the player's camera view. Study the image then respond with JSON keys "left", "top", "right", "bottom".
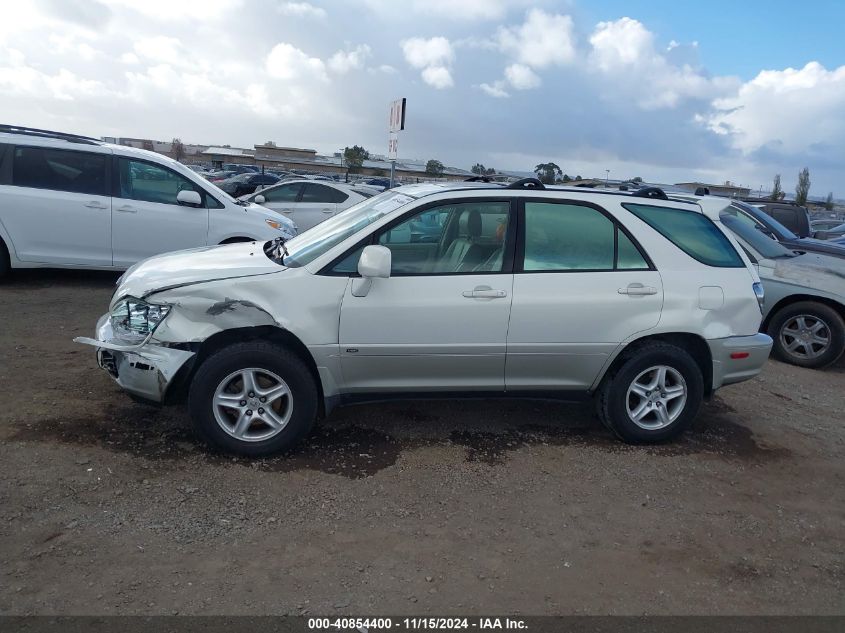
{"left": 624, "top": 203, "right": 744, "bottom": 268}
{"left": 301, "top": 183, "right": 349, "bottom": 204}
{"left": 12, "top": 146, "right": 108, "bottom": 196}
{"left": 262, "top": 183, "right": 302, "bottom": 202}
{"left": 522, "top": 201, "right": 650, "bottom": 271}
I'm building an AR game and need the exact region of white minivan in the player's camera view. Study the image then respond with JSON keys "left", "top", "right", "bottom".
{"left": 0, "top": 125, "right": 296, "bottom": 277}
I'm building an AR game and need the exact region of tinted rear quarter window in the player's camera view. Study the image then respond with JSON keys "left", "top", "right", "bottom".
{"left": 624, "top": 203, "right": 744, "bottom": 268}
{"left": 12, "top": 146, "right": 108, "bottom": 196}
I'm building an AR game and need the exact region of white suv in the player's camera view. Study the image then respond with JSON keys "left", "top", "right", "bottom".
{"left": 76, "top": 180, "right": 772, "bottom": 456}
{"left": 0, "top": 125, "right": 296, "bottom": 277}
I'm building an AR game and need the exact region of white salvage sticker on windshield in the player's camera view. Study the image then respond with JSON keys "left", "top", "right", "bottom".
{"left": 373, "top": 193, "right": 414, "bottom": 213}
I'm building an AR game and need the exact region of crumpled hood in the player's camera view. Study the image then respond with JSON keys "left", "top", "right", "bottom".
{"left": 115, "top": 241, "right": 286, "bottom": 302}
{"left": 764, "top": 251, "right": 845, "bottom": 298}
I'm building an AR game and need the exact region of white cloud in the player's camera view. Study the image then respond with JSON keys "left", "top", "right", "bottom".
{"left": 496, "top": 9, "right": 576, "bottom": 68}
{"left": 120, "top": 52, "right": 139, "bottom": 65}
{"left": 265, "top": 42, "right": 327, "bottom": 81}
{"left": 278, "top": 2, "right": 326, "bottom": 19}
{"left": 479, "top": 80, "right": 509, "bottom": 98}
{"left": 421, "top": 65, "right": 453, "bottom": 89}
{"left": 401, "top": 36, "right": 453, "bottom": 69}
{"left": 588, "top": 18, "right": 738, "bottom": 109}
{"left": 402, "top": 36, "right": 454, "bottom": 89}
{"left": 134, "top": 36, "right": 188, "bottom": 65}
{"left": 706, "top": 62, "right": 845, "bottom": 155}
{"left": 505, "top": 63, "right": 540, "bottom": 90}
{"left": 412, "top": 0, "right": 527, "bottom": 20}
{"left": 328, "top": 44, "right": 371, "bottom": 74}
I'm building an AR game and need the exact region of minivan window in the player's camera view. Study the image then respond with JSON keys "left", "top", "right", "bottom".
{"left": 13, "top": 146, "right": 107, "bottom": 196}
{"left": 624, "top": 203, "right": 744, "bottom": 268}
{"left": 117, "top": 158, "right": 203, "bottom": 206}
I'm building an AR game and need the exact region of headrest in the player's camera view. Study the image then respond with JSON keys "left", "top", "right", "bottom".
{"left": 459, "top": 209, "right": 482, "bottom": 238}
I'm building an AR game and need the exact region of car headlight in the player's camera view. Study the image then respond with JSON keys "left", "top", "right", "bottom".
{"left": 110, "top": 297, "right": 171, "bottom": 344}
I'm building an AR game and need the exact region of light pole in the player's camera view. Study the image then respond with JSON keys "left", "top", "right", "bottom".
{"left": 605, "top": 169, "right": 610, "bottom": 187}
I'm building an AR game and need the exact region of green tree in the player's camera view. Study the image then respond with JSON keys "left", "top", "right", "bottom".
{"left": 534, "top": 162, "right": 562, "bottom": 184}
{"left": 795, "top": 167, "right": 811, "bottom": 206}
{"left": 343, "top": 145, "right": 370, "bottom": 181}
{"left": 631, "top": 176, "right": 643, "bottom": 183}
{"left": 771, "top": 174, "right": 782, "bottom": 201}
{"left": 561, "top": 174, "right": 572, "bottom": 182}
{"left": 425, "top": 159, "right": 445, "bottom": 177}
{"left": 575, "top": 174, "right": 582, "bottom": 181}
{"left": 471, "top": 163, "right": 486, "bottom": 175}
{"left": 824, "top": 192, "right": 834, "bottom": 211}
{"left": 171, "top": 138, "right": 185, "bottom": 162}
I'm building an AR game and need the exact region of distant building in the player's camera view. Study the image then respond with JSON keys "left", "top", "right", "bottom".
{"left": 674, "top": 181, "right": 751, "bottom": 197}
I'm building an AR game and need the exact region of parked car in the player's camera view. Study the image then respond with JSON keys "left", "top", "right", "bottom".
{"left": 810, "top": 218, "right": 844, "bottom": 237}
{"left": 204, "top": 170, "right": 237, "bottom": 183}
{"left": 741, "top": 199, "right": 812, "bottom": 238}
{"left": 0, "top": 125, "right": 296, "bottom": 277}
{"left": 719, "top": 204, "right": 845, "bottom": 369}
{"left": 217, "top": 173, "right": 280, "bottom": 198}
{"left": 76, "top": 180, "right": 771, "bottom": 456}
{"left": 720, "top": 201, "right": 845, "bottom": 259}
{"left": 812, "top": 222, "right": 845, "bottom": 240}
{"left": 241, "top": 179, "right": 377, "bottom": 232}
{"left": 362, "top": 177, "right": 391, "bottom": 190}
{"left": 222, "top": 163, "right": 258, "bottom": 174}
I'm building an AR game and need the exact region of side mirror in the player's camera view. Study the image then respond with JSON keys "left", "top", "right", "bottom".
{"left": 176, "top": 190, "right": 202, "bottom": 207}
{"left": 352, "top": 245, "right": 391, "bottom": 297}
{"left": 254, "top": 194, "right": 266, "bottom": 205}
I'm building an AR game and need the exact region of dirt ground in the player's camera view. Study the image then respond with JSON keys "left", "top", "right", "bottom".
{"left": 0, "top": 269, "right": 842, "bottom": 616}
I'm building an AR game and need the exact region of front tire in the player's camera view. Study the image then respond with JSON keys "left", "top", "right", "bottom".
{"left": 597, "top": 342, "right": 704, "bottom": 443}
{"left": 188, "top": 341, "right": 318, "bottom": 456}
{"left": 0, "top": 238, "right": 10, "bottom": 279}
{"left": 767, "top": 301, "right": 845, "bottom": 369}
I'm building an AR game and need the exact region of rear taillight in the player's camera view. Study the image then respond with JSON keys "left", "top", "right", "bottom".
{"left": 752, "top": 282, "right": 765, "bottom": 313}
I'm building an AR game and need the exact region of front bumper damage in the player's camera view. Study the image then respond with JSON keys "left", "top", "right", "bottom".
{"left": 74, "top": 314, "right": 195, "bottom": 403}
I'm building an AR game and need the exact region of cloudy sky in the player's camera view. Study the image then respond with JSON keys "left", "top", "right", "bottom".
{"left": 1, "top": 0, "right": 843, "bottom": 195}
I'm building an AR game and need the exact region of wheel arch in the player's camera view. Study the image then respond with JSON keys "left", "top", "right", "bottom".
{"left": 762, "top": 294, "right": 845, "bottom": 331}
{"left": 165, "top": 325, "right": 325, "bottom": 415}
{"left": 219, "top": 236, "right": 257, "bottom": 244}
{"left": 594, "top": 332, "right": 714, "bottom": 398}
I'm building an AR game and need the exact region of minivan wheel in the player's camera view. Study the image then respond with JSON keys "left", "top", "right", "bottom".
{"left": 597, "top": 342, "right": 703, "bottom": 443}
{"left": 768, "top": 301, "right": 845, "bottom": 369}
{"left": 188, "top": 341, "right": 318, "bottom": 456}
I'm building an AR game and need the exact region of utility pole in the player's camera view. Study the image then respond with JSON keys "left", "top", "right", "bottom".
{"left": 605, "top": 169, "right": 610, "bottom": 187}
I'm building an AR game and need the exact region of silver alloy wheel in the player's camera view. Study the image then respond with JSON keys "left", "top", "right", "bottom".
{"left": 212, "top": 368, "right": 293, "bottom": 442}
{"left": 625, "top": 365, "right": 688, "bottom": 430}
{"left": 780, "top": 314, "right": 831, "bottom": 360}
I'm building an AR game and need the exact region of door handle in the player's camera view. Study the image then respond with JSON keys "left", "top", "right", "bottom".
{"left": 463, "top": 286, "right": 507, "bottom": 299}
{"left": 84, "top": 201, "right": 108, "bottom": 209}
{"left": 321, "top": 208, "right": 333, "bottom": 213}
{"left": 618, "top": 283, "right": 657, "bottom": 296}
{"left": 116, "top": 205, "right": 137, "bottom": 213}
{"left": 280, "top": 208, "right": 293, "bottom": 213}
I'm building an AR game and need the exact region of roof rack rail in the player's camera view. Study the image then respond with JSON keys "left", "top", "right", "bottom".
{"left": 0, "top": 124, "right": 101, "bottom": 145}
{"left": 507, "top": 177, "right": 545, "bottom": 190}
{"left": 632, "top": 186, "right": 668, "bottom": 200}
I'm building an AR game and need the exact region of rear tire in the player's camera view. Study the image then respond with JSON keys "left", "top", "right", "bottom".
{"left": 767, "top": 301, "right": 845, "bottom": 369}
{"left": 188, "top": 341, "right": 318, "bottom": 456}
{"left": 597, "top": 342, "right": 704, "bottom": 443}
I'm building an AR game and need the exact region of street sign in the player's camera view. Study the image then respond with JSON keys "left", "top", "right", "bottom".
{"left": 389, "top": 98, "right": 406, "bottom": 133}
{"left": 388, "top": 134, "right": 399, "bottom": 160}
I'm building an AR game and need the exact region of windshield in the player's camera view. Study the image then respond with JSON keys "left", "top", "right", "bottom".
{"left": 280, "top": 190, "right": 418, "bottom": 267}
{"left": 732, "top": 200, "right": 798, "bottom": 240}
{"left": 721, "top": 206, "right": 795, "bottom": 259}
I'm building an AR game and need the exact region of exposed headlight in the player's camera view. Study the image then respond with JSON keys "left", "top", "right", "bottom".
{"left": 752, "top": 282, "right": 765, "bottom": 313}
{"left": 110, "top": 297, "right": 171, "bottom": 344}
